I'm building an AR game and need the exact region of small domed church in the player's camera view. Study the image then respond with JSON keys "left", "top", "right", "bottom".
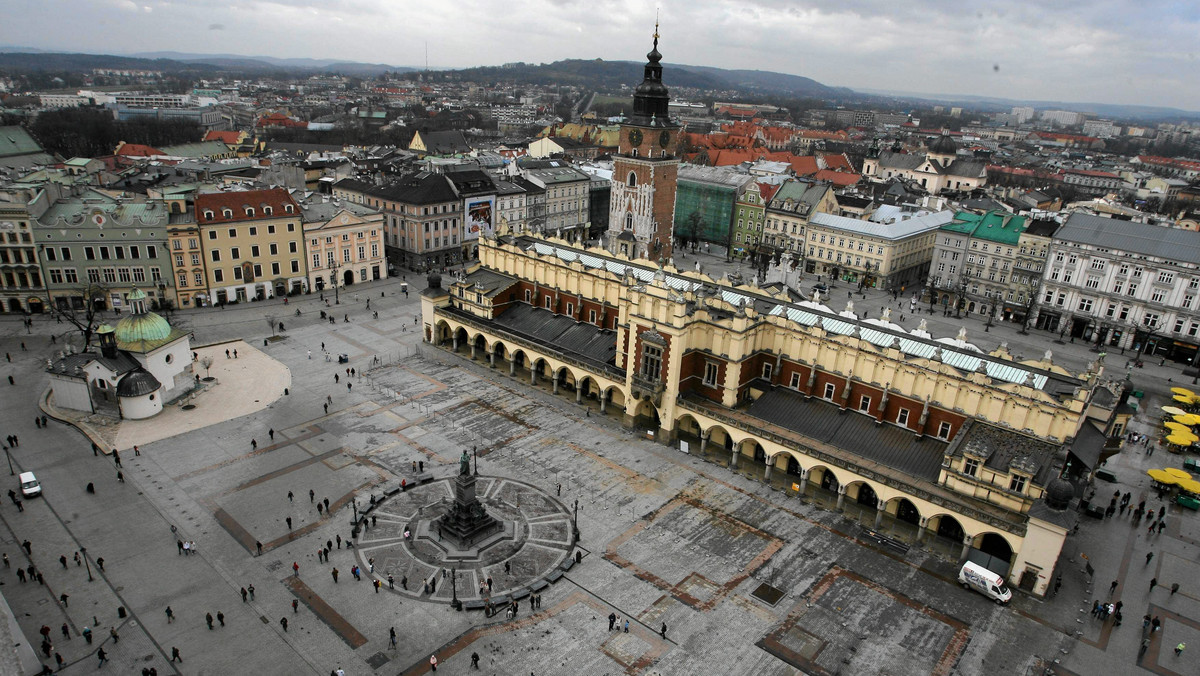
{"left": 46, "top": 288, "right": 193, "bottom": 419}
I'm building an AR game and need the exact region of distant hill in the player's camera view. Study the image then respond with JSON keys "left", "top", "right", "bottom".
{"left": 0, "top": 49, "right": 850, "bottom": 101}
{"left": 422, "top": 59, "right": 853, "bottom": 100}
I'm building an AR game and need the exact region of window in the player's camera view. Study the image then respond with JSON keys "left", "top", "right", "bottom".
{"left": 544, "top": 296, "right": 552, "bottom": 310}
{"left": 524, "top": 289, "right": 531, "bottom": 302}
{"left": 210, "top": 250, "right": 221, "bottom": 263}
{"left": 178, "top": 272, "right": 187, "bottom": 287}
{"left": 823, "top": 382, "right": 836, "bottom": 400}
{"left": 859, "top": 395, "right": 871, "bottom": 412}
{"left": 208, "top": 230, "right": 217, "bottom": 240}
{"left": 1144, "top": 312, "right": 1160, "bottom": 329}
{"left": 214, "top": 269, "right": 224, "bottom": 283}
{"left": 964, "top": 458, "right": 979, "bottom": 477}
{"left": 228, "top": 228, "right": 236, "bottom": 238}
{"left": 703, "top": 362, "right": 719, "bottom": 387}
{"left": 233, "top": 266, "right": 242, "bottom": 280}
{"left": 133, "top": 268, "right": 145, "bottom": 283}
{"left": 64, "top": 268, "right": 77, "bottom": 283}
{"left": 272, "top": 262, "right": 280, "bottom": 275}
{"left": 627, "top": 171, "right": 636, "bottom": 187}
{"left": 1090, "top": 259, "right": 1105, "bottom": 270}
{"left": 312, "top": 253, "right": 321, "bottom": 269}
{"left": 1158, "top": 271, "right": 1174, "bottom": 284}
{"left": 761, "top": 363, "right": 773, "bottom": 379}
{"left": 1009, "top": 474, "right": 1027, "bottom": 493}
{"left": 45, "top": 248, "right": 56, "bottom": 261}
{"left": 937, "top": 421, "right": 953, "bottom": 439}
{"left": 1151, "top": 289, "right": 1166, "bottom": 304}
{"left": 1085, "top": 277, "right": 1100, "bottom": 289}
{"left": 896, "top": 408, "right": 909, "bottom": 426}
{"left": 1077, "top": 298, "right": 1093, "bottom": 312}
{"left": 789, "top": 372, "right": 801, "bottom": 389}
{"left": 641, "top": 344, "right": 662, "bottom": 382}
{"left": 1127, "top": 283, "right": 1138, "bottom": 297}
{"left": 251, "top": 245, "right": 260, "bottom": 258}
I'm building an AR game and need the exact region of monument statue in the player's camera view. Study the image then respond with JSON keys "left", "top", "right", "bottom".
{"left": 460, "top": 450, "right": 471, "bottom": 476}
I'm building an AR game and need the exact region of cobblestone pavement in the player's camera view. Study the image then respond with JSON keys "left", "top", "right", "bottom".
{"left": 0, "top": 271, "right": 1197, "bottom": 675}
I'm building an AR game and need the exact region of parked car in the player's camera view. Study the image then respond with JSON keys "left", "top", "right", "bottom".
{"left": 18, "top": 471, "right": 40, "bottom": 498}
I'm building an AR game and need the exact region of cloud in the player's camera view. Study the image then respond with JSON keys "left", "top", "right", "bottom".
{"left": 7, "top": 0, "right": 1198, "bottom": 110}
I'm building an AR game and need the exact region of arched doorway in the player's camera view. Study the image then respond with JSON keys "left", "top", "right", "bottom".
{"left": 786, "top": 456, "right": 801, "bottom": 476}
{"left": 856, "top": 483, "right": 878, "bottom": 508}
{"left": 473, "top": 334, "right": 486, "bottom": 358}
{"left": 343, "top": 270, "right": 354, "bottom": 287}
{"left": 978, "top": 533, "right": 1014, "bottom": 565}
{"left": 752, "top": 443, "right": 766, "bottom": 464}
{"left": 6, "top": 299, "right": 20, "bottom": 312}
{"left": 453, "top": 327, "right": 468, "bottom": 352}
{"left": 895, "top": 498, "right": 921, "bottom": 525}
{"left": 820, "top": 468, "right": 839, "bottom": 492}
{"left": 935, "top": 515, "right": 964, "bottom": 542}
{"left": 27, "top": 298, "right": 43, "bottom": 314}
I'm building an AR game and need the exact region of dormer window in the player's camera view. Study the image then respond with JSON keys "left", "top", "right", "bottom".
{"left": 245, "top": 207, "right": 255, "bottom": 217}
{"left": 222, "top": 209, "right": 232, "bottom": 218}
{"left": 1009, "top": 474, "right": 1027, "bottom": 494}
{"left": 263, "top": 206, "right": 273, "bottom": 216}
{"left": 284, "top": 204, "right": 294, "bottom": 214}
{"left": 203, "top": 210, "right": 214, "bottom": 220}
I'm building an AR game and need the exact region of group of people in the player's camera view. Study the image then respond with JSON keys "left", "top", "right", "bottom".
{"left": 177, "top": 539, "right": 199, "bottom": 555}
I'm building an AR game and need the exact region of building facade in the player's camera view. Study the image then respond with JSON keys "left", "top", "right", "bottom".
{"left": 34, "top": 186, "right": 172, "bottom": 313}
{"left": 194, "top": 189, "right": 307, "bottom": 304}
{"left": 300, "top": 198, "right": 387, "bottom": 294}
{"left": 928, "top": 211, "right": 1028, "bottom": 320}
{"left": 673, "top": 165, "right": 751, "bottom": 248}
{"left": 861, "top": 135, "right": 988, "bottom": 194}
{"left": 0, "top": 184, "right": 44, "bottom": 313}
{"left": 333, "top": 174, "right": 464, "bottom": 272}
{"left": 166, "top": 216, "right": 209, "bottom": 308}
{"left": 423, "top": 234, "right": 1119, "bottom": 597}
{"left": 605, "top": 30, "right": 681, "bottom": 261}
{"left": 520, "top": 162, "right": 590, "bottom": 244}
{"left": 1035, "top": 212, "right": 1200, "bottom": 362}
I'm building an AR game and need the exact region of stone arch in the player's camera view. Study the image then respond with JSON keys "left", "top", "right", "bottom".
{"left": 930, "top": 513, "right": 965, "bottom": 542}
{"left": 509, "top": 348, "right": 528, "bottom": 369}
{"left": 491, "top": 341, "right": 508, "bottom": 361}
{"left": 749, "top": 440, "right": 767, "bottom": 463}
{"left": 604, "top": 386, "right": 626, "bottom": 412}
{"left": 577, "top": 375, "right": 597, "bottom": 402}
{"left": 976, "top": 532, "right": 1015, "bottom": 564}
{"left": 453, "top": 326, "right": 469, "bottom": 352}
{"left": 434, "top": 319, "right": 453, "bottom": 346}
{"left": 890, "top": 497, "right": 922, "bottom": 525}
{"left": 785, "top": 454, "right": 802, "bottom": 476}
{"left": 816, "top": 466, "right": 840, "bottom": 493}
{"left": 630, "top": 398, "right": 660, "bottom": 430}
{"left": 705, "top": 424, "right": 737, "bottom": 451}
{"left": 531, "top": 357, "right": 551, "bottom": 384}
{"left": 850, "top": 481, "right": 879, "bottom": 508}
{"left": 472, "top": 333, "right": 487, "bottom": 358}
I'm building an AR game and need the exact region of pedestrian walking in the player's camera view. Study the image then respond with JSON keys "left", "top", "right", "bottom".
{"left": 165, "top": 606, "right": 174, "bottom": 623}
{"left": 1147, "top": 552, "right": 1154, "bottom": 565}
{"left": 292, "top": 599, "right": 298, "bottom": 613}
{"left": 248, "top": 584, "right": 255, "bottom": 600}
{"left": 61, "top": 623, "right": 69, "bottom": 639}
{"left": 324, "top": 402, "right": 329, "bottom": 414}
{"left": 251, "top": 439, "right": 257, "bottom": 450}
{"left": 241, "top": 587, "right": 248, "bottom": 602}
{"left": 1110, "top": 580, "right": 1119, "bottom": 596}
{"left": 1151, "top": 577, "right": 1158, "bottom": 591}
{"left": 286, "top": 517, "right": 292, "bottom": 530}
{"left": 110, "top": 627, "right": 119, "bottom": 642}
{"left": 171, "top": 647, "right": 181, "bottom": 663}
{"left": 59, "top": 554, "right": 67, "bottom": 569}
{"left": 97, "top": 647, "right": 107, "bottom": 667}
{"left": 336, "top": 534, "right": 342, "bottom": 549}
{"left": 332, "top": 568, "right": 339, "bottom": 583}
{"left": 388, "top": 574, "right": 394, "bottom": 589}
{"left": 280, "top": 617, "right": 288, "bottom": 632}
{"left": 389, "top": 626, "right": 397, "bottom": 648}
{"left": 374, "top": 579, "right": 381, "bottom": 593}
{"left": 22, "top": 540, "right": 31, "bottom": 555}
{"left": 96, "top": 557, "right": 104, "bottom": 571}
{"left": 1172, "top": 582, "right": 1180, "bottom": 595}
{"left": 59, "top": 593, "right": 68, "bottom": 607}
{"left": 256, "top": 541, "right": 263, "bottom": 555}
{"left": 55, "top": 653, "right": 63, "bottom": 670}
{"left": 471, "top": 652, "right": 480, "bottom": 669}
{"left": 133, "top": 444, "right": 138, "bottom": 456}
{"left": 206, "top": 612, "right": 214, "bottom": 629}
{"left": 178, "top": 540, "right": 184, "bottom": 555}
{"left": 309, "top": 489, "right": 314, "bottom": 503}
{"left": 324, "top": 497, "right": 330, "bottom": 511}
{"left": 82, "top": 626, "right": 92, "bottom": 643}
{"left": 1176, "top": 642, "right": 1186, "bottom": 656}
{"left": 293, "top": 561, "right": 299, "bottom": 577}
{"left": 112, "top": 449, "right": 120, "bottom": 466}
{"left": 217, "top": 611, "right": 224, "bottom": 627}
{"left": 269, "top": 429, "right": 275, "bottom": 441}
{"left": 430, "top": 655, "right": 437, "bottom": 671}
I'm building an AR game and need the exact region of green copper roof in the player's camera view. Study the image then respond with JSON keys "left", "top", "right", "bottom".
{"left": 114, "top": 312, "right": 173, "bottom": 345}
{"left": 941, "top": 210, "right": 1028, "bottom": 245}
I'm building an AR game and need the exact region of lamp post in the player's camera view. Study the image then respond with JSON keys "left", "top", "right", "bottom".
{"left": 450, "top": 567, "right": 461, "bottom": 610}
{"left": 351, "top": 498, "right": 358, "bottom": 526}
{"left": 331, "top": 260, "right": 341, "bottom": 305}
{"left": 572, "top": 499, "right": 579, "bottom": 543}
{"left": 80, "top": 546, "right": 93, "bottom": 582}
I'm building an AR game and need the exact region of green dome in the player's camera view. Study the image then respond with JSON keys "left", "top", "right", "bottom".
{"left": 114, "top": 310, "right": 172, "bottom": 344}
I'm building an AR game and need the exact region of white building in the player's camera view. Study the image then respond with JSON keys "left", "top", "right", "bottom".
{"left": 1011, "top": 107, "right": 1035, "bottom": 124}
{"left": 46, "top": 289, "right": 193, "bottom": 420}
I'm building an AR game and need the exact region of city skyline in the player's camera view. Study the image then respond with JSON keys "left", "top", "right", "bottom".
{"left": 1, "top": 0, "right": 1196, "bottom": 111}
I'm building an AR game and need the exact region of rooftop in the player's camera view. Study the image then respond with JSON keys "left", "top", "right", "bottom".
{"left": 809, "top": 210, "right": 954, "bottom": 240}
{"left": 1056, "top": 212, "right": 1200, "bottom": 266}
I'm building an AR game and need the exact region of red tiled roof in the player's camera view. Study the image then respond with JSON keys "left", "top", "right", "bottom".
{"left": 1065, "top": 169, "right": 1120, "bottom": 179}
{"left": 115, "top": 142, "right": 164, "bottom": 157}
{"left": 1137, "top": 155, "right": 1200, "bottom": 171}
{"left": 204, "top": 130, "right": 243, "bottom": 144}
{"left": 194, "top": 188, "right": 299, "bottom": 224}
{"left": 814, "top": 169, "right": 860, "bottom": 187}
{"left": 757, "top": 182, "right": 781, "bottom": 202}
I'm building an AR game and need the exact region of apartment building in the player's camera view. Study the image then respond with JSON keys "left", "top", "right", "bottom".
{"left": 193, "top": 189, "right": 306, "bottom": 304}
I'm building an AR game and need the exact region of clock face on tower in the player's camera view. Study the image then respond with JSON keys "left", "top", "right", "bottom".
{"left": 628, "top": 129, "right": 643, "bottom": 148}
{"left": 659, "top": 130, "right": 671, "bottom": 148}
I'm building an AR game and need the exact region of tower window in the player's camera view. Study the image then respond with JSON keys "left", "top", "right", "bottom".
{"left": 625, "top": 213, "right": 633, "bottom": 230}
{"left": 627, "top": 172, "right": 637, "bottom": 187}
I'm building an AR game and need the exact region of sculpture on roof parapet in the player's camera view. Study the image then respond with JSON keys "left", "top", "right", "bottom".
{"left": 881, "top": 307, "right": 891, "bottom": 323}
{"left": 1043, "top": 349, "right": 1053, "bottom": 362}
{"left": 956, "top": 327, "right": 967, "bottom": 343}
{"left": 917, "top": 319, "right": 928, "bottom": 333}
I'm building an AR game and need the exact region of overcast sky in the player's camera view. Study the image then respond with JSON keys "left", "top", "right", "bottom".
{"left": 4, "top": 0, "right": 1198, "bottom": 111}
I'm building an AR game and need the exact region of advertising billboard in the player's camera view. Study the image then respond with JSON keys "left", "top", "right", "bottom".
{"left": 464, "top": 197, "right": 494, "bottom": 241}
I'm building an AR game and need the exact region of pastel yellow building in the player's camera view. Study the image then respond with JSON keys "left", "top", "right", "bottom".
{"left": 194, "top": 189, "right": 307, "bottom": 303}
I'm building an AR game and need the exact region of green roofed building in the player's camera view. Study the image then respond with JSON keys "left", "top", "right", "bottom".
{"left": 927, "top": 210, "right": 1034, "bottom": 323}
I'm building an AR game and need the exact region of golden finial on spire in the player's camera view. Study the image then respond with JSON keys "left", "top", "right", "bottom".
{"left": 654, "top": 8, "right": 660, "bottom": 41}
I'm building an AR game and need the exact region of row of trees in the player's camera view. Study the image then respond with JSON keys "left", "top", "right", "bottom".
{"left": 29, "top": 107, "right": 200, "bottom": 158}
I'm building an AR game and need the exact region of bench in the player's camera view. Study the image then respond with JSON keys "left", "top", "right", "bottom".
{"left": 463, "top": 600, "right": 486, "bottom": 610}
{"left": 861, "top": 528, "right": 910, "bottom": 555}
{"left": 414, "top": 472, "right": 435, "bottom": 484}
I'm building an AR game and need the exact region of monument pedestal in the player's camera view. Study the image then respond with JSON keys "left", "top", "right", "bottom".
{"left": 437, "top": 472, "right": 501, "bottom": 547}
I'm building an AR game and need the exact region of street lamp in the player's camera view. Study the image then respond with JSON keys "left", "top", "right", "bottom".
{"left": 572, "top": 499, "right": 579, "bottom": 543}
{"left": 330, "top": 260, "right": 341, "bottom": 305}
{"left": 80, "top": 546, "right": 93, "bottom": 581}
{"left": 351, "top": 498, "right": 358, "bottom": 526}
{"left": 450, "top": 567, "right": 461, "bottom": 610}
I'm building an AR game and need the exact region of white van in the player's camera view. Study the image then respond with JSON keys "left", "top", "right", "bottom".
{"left": 958, "top": 561, "right": 1011, "bottom": 604}
{"left": 18, "top": 472, "right": 40, "bottom": 498}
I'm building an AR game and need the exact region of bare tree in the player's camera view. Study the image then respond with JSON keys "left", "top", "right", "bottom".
{"left": 265, "top": 314, "right": 279, "bottom": 337}
{"left": 199, "top": 355, "right": 214, "bottom": 379}
{"left": 48, "top": 282, "right": 110, "bottom": 349}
